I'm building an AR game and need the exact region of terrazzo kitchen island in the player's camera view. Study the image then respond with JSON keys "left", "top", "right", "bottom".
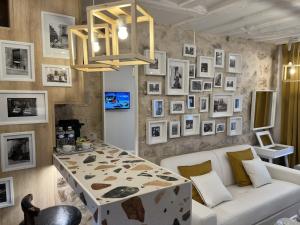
{"left": 53, "top": 141, "right": 192, "bottom": 225}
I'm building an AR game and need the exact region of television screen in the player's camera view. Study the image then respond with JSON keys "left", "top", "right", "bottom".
{"left": 105, "top": 92, "right": 130, "bottom": 110}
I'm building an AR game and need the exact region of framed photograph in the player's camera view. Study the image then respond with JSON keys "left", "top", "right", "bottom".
{"left": 166, "top": 58, "right": 189, "bottom": 95}
{"left": 214, "top": 49, "right": 225, "bottom": 68}
{"left": 147, "top": 81, "right": 162, "bottom": 95}
{"left": 190, "top": 79, "right": 202, "bottom": 92}
{"left": 224, "top": 76, "right": 237, "bottom": 91}
{"left": 187, "top": 95, "right": 196, "bottom": 109}
{"left": 233, "top": 96, "right": 243, "bottom": 112}
{"left": 0, "top": 177, "right": 14, "bottom": 208}
{"left": 189, "top": 64, "right": 196, "bottom": 78}
{"left": 0, "top": 40, "right": 35, "bottom": 82}
{"left": 203, "top": 81, "right": 213, "bottom": 92}
{"left": 181, "top": 114, "right": 200, "bottom": 136}
{"left": 210, "top": 93, "right": 233, "bottom": 118}
{"left": 42, "top": 64, "right": 72, "bottom": 87}
{"left": 202, "top": 120, "right": 215, "bottom": 136}
{"left": 170, "top": 101, "right": 185, "bottom": 114}
{"left": 1, "top": 131, "right": 36, "bottom": 172}
{"left": 146, "top": 120, "right": 167, "bottom": 145}
{"left": 169, "top": 121, "right": 181, "bottom": 139}
{"left": 227, "top": 117, "right": 243, "bottom": 136}
{"left": 144, "top": 50, "right": 167, "bottom": 76}
{"left": 0, "top": 90, "right": 48, "bottom": 125}
{"left": 41, "top": 11, "right": 75, "bottom": 59}
{"left": 152, "top": 99, "right": 164, "bottom": 118}
{"left": 216, "top": 123, "right": 225, "bottom": 133}
{"left": 0, "top": 0, "right": 10, "bottom": 28}
{"left": 214, "top": 72, "right": 223, "bottom": 88}
{"left": 197, "top": 56, "right": 214, "bottom": 78}
{"left": 200, "top": 97, "right": 209, "bottom": 113}
{"left": 227, "top": 53, "right": 242, "bottom": 74}
{"left": 183, "top": 44, "right": 196, "bottom": 57}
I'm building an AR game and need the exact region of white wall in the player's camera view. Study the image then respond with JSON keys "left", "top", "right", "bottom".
{"left": 103, "top": 66, "right": 138, "bottom": 153}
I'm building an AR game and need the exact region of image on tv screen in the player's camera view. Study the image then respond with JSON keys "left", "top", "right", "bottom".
{"left": 105, "top": 92, "right": 130, "bottom": 110}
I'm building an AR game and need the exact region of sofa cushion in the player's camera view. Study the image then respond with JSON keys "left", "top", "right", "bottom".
{"left": 213, "top": 179, "right": 300, "bottom": 225}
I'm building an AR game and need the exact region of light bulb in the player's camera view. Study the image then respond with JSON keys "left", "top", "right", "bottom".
{"left": 290, "top": 66, "right": 296, "bottom": 75}
{"left": 118, "top": 26, "right": 128, "bottom": 40}
{"left": 93, "top": 41, "right": 100, "bottom": 52}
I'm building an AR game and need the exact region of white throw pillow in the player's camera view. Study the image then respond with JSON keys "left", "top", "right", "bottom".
{"left": 191, "top": 171, "right": 233, "bottom": 208}
{"left": 242, "top": 158, "right": 272, "bottom": 188}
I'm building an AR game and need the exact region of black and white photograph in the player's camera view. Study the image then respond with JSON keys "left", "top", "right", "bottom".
{"left": 0, "top": 177, "right": 14, "bottom": 208}
{"left": 42, "top": 64, "right": 72, "bottom": 87}
{"left": 189, "top": 64, "right": 196, "bottom": 78}
{"left": 187, "top": 95, "right": 196, "bottom": 109}
{"left": 214, "top": 72, "right": 223, "bottom": 88}
{"left": 227, "top": 53, "right": 242, "bottom": 74}
{"left": 203, "top": 81, "right": 213, "bottom": 92}
{"left": 152, "top": 99, "right": 164, "bottom": 117}
{"left": 181, "top": 114, "right": 200, "bottom": 136}
{"left": 169, "top": 121, "right": 180, "bottom": 138}
{"left": 202, "top": 120, "right": 215, "bottom": 136}
{"left": 0, "top": 41, "right": 35, "bottom": 81}
{"left": 190, "top": 79, "right": 202, "bottom": 92}
{"left": 197, "top": 56, "right": 214, "bottom": 78}
{"left": 152, "top": 126, "right": 161, "bottom": 137}
{"left": 210, "top": 93, "right": 233, "bottom": 118}
{"left": 42, "top": 11, "right": 75, "bottom": 58}
{"left": 170, "top": 101, "right": 185, "bottom": 114}
{"left": 166, "top": 59, "right": 189, "bottom": 95}
{"left": 144, "top": 50, "right": 166, "bottom": 76}
{"left": 216, "top": 123, "right": 225, "bottom": 133}
{"left": 0, "top": 91, "right": 48, "bottom": 125}
{"left": 183, "top": 44, "right": 196, "bottom": 57}
{"left": 1, "top": 131, "right": 36, "bottom": 172}
{"left": 227, "top": 117, "right": 243, "bottom": 136}
{"left": 200, "top": 97, "right": 209, "bottom": 112}
{"left": 233, "top": 96, "right": 243, "bottom": 112}
{"left": 170, "top": 65, "right": 183, "bottom": 89}
{"left": 146, "top": 120, "right": 167, "bottom": 145}
{"left": 225, "top": 76, "right": 237, "bottom": 91}
{"left": 186, "top": 119, "right": 194, "bottom": 130}
{"left": 147, "top": 81, "right": 162, "bottom": 95}
{"left": 214, "top": 49, "right": 225, "bottom": 68}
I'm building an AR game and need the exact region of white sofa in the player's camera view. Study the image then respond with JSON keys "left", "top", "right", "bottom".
{"left": 160, "top": 145, "right": 300, "bottom": 225}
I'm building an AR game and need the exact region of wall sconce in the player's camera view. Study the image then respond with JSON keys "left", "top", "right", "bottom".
{"left": 283, "top": 63, "right": 299, "bottom": 82}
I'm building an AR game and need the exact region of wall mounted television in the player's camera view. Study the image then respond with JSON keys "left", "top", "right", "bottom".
{"left": 105, "top": 92, "right": 130, "bottom": 110}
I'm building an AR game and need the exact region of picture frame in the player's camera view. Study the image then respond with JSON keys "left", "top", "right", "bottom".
{"left": 233, "top": 96, "right": 243, "bottom": 112}
{"left": 0, "top": 40, "right": 35, "bottom": 82}
{"left": 144, "top": 50, "right": 167, "bottom": 76}
{"left": 227, "top": 53, "right": 242, "bottom": 74}
{"left": 169, "top": 121, "right": 181, "bottom": 139}
{"left": 200, "top": 97, "right": 209, "bottom": 113}
{"left": 210, "top": 93, "right": 233, "bottom": 118}
{"left": 42, "top": 64, "right": 72, "bottom": 87}
{"left": 0, "top": 177, "right": 14, "bottom": 208}
{"left": 197, "top": 56, "right": 214, "bottom": 78}
{"left": 189, "top": 64, "right": 196, "bottom": 78}
{"left": 166, "top": 58, "right": 189, "bottom": 95}
{"left": 203, "top": 81, "right": 213, "bottom": 92}
{"left": 227, "top": 116, "right": 243, "bottom": 136}
{"left": 255, "top": 130, "right": 275, "bottom": 148}
{"left": 146, "top": 120, "right": 167, "bottom": 145}
{"left": 0, "top": 90, "right": 48, "bottom": 125}
{"left": 170, "top": 101, "right": 185, "bottom": 114}
{"left": 216, "top": 123, "right": 225, "bottom": 133}
{"left": 183, "top": 44, "right": 197, "bottom": 57}
{"left": 214, "top": 72, "right": 223, "bottom": 88}
{"left": 187, "top": 95, "right": 196, "bottom": 109}
{"left": 147, "top": 81, "right": 162, "bottom": 95}
{"left": 1, "top": 131, "right": 36, "bottom": 172}
{"left": 190, "top": 79, "right": 202, "bottom": 92}
{"left": 224, "top": 76, "right": 237, "bottom": 91}
{"left": 181, "top": 114, "right": 200, "bottom": 136}
{"left": 214, "top": 49, "right": 225, "bottom": 68}
{"left": 152, "top": 99, "right": 164, "bottom": 118}
{"left": 41, "top": 11, "right": 75, "bottom": 59}
{"left": 202, "top": 120, "right": 215, "bottom": 136}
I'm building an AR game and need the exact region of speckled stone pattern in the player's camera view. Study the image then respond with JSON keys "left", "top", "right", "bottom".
{"left": 54, "top": 141, "right": 191, "bottom": 225}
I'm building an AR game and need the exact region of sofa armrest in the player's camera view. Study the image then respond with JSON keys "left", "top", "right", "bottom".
{"left": 192, "top": 200, "right": 217, "bottom": 225}
{"left": 264, "top": 162, "right": 300, "bottom": 186}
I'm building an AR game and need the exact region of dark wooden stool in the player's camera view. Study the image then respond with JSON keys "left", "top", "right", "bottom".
{"left": 20, "top": 194, "right": 82, "bottom": 225}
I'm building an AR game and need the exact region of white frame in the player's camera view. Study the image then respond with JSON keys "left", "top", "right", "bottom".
{"left": 147, "top": 81, "right": 162, "bottom": 95}
{"left": 227, "top": 116, "right": 243, "bottom": 136}
{"left": 214, "top": 72, "right": 223, "bottom": 88}
{"left": 214, "top": 49, "right": 225, "bottom": 68}
{"left": 0, "top": 90, "right": 48, "bottom": 125}
{"left": 216, "top": 123, "right": 225, "bottom": 133}
{"left": 42, "top": 64, "right": 72, "bottom": 87}
{"left": 227, "top": 53, "right": 242, "bottom": 74}
{"left": 197, "top": 56, "right": 214, "bottom": 78}
{"left": 202, "top": 120, "right": 216, "bottom": 136}
{"left": 144, "top": 50, "right": 167, "bottom": 76}
{"left": 199, "top": 96, "right": 209, "bottom": 113}
{"left": 187, "top": 95, "right": 196, "bottom": 109}
{"left": 210, "top": 93, "right": 233, "bottom": 118}
{"left": 166, "top": 58, "right": 189, "bottom": 95}
{"left": 224, "top": 76, "right": 237, "bottom": 91}
{"left": 0, "top": 177, "right": 14, "bottom": 208}
{"left": 146, "top": 120, "right": 167, "bottom": 145}
{"left": 0, "top": 40, "right": 35, "bottom": 82}
{"left": 169, "top": 121, "right": 181, "bottom": 139}
{"left": 183, "top": 44, "right": 197, "bottom": 57}
{"left": 233, "top": 96, "right": 243, "bottom": 112}
{"left": 190, "top": 79, "right": 202, "bottom": 92}
{"left": 255, "top": 130, "right": 275, "bottom": 148}
{"left": 152, "top": 99, "right": 164, "bottom": 118}
{"left": 189, "top": 63, "right": 196, "bottom": 78}
{"left": 41, "top": 11, "right": 75, "bottom": 59}
{"left": 170, "top": 101, "right": 185, "bottom": 114}
{"left": 203, "top": 81, "right": 213, "bottom": 92}
{"left": 181, "top": 114, "right": 200, "bottom": 136}
{"left": 1, "top": 131, "right": 36, "bottom": 172}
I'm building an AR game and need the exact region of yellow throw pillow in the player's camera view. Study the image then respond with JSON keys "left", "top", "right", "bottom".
{"left": 178, "top": 160, "right": 212, "bottom": 204}
{"left": 227, "top": 149, "right": 254, "bottom": 186}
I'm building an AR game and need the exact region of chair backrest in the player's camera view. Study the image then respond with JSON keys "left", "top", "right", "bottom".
{"left": 20, "top": 194, "right": 40, "bottom": 225}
